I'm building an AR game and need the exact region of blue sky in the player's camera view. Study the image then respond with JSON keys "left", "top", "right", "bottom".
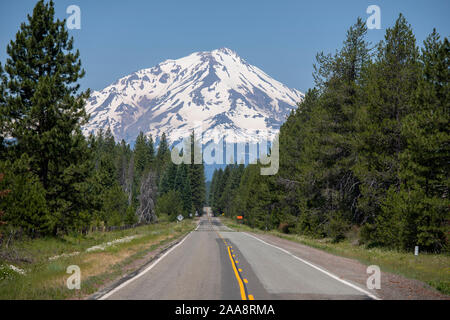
{"left": 1, "top": 0, "right": 449, "bottom": 93}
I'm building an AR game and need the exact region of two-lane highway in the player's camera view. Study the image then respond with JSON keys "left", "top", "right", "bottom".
{"left": 100, "top": 216, "right": 377, "bottom": 300}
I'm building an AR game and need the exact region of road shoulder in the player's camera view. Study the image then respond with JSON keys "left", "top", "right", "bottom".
{"left": 245, "top": 231, "right": 448, "bottom": 300}
{"left": 89, "top": 228, "right": 195, "bottom": 300}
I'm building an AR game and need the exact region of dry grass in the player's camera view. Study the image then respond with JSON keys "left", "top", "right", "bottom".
{"left": 0, "top": 220, "right": 195, "bottom": 299}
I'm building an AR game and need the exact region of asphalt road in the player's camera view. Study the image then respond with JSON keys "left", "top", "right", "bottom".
{"left": 100, "top": 216, "right": 376, "bottom": 300}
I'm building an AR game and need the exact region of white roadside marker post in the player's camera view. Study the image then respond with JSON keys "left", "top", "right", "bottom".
{"left": 414, "top": 246, "right": 419, "bottom": 256}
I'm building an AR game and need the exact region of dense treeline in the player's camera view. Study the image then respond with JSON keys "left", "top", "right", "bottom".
{"left": 211, "top": 16, "right": 449, "bottom": 252}
{"left": 157, "top": 131, "right": 206, "bottom": 220}
{"left": 0, "top": 1, "right": 205, "bottom": 236}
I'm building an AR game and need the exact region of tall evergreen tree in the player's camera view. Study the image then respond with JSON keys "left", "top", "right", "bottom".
{"left": 117, "top": 139, "right": 131, "bottom": 189}
{"left": 147, "top": 134, "right": 155, "bottom": 165}
{"left": 356, "top": 15, "right": 421, "bottom": 245}
{"left": 209, "top": 169, "right": 218, "bottom": 206}
{"left": 0, "top": 0, "right": 91, "bottom": 233}
{"left": 189, "top": 131, "right": 206, "bottom": 216}
{"left": 134, "top": 131, "right": 151, "bottom": 178}
{"left": 156, "top": 133, "right": 170, "bottom": 164}
{"left": 174, "top": 163, "right": 192, "bottom": 216}
{"left": 210, "top": 168, "right": 223, "bottom": 214}
{"left": 159, "top": 161, "right": 177, "bottom": 195}
{"left": 380, "top": 30, "right": 449, "bottom": 251}
{"left": 309, "top": 18, "right": 370, "bottom": 226}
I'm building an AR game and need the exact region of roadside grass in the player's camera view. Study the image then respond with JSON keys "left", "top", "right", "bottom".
{"left": 221, "top": 217, "right": 450, "bottom": 296}
{"left": 0, "top": 220, "right": 195, "bottom": 299}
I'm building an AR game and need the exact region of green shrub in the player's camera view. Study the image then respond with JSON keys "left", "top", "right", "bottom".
{"left": 155, "top": 190, "right": 183, "bottom": 221}
{"left": 0, "top": 154, "right": 51, "bottom": 235}
{"left": 325, "top": 212, "right": 350, "bottom": 243}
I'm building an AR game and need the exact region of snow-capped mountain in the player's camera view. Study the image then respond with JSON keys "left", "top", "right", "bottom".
{"left": 83, "top": 48, "right": 304, "bottom": 145}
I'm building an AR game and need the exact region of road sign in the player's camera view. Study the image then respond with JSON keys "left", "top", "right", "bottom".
{"left": 237, "top": 216, "right": 243, "bottom": 220}
{"left": 177, "top": 214, "right": 184, "bottom": 222}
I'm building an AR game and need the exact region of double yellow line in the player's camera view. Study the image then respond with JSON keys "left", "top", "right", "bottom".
{"left": 227, "top": 245, "right": 251, "bottom": 300}
{"left": 211, "top": 217, "right": 253, "bottom": 300}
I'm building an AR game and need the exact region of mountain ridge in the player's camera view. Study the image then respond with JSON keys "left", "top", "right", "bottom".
{"left": 83, "top": 48, "right": 304, "bottom": 145}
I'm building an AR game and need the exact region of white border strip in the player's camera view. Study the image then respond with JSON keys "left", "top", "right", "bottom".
{"left": 98, "top": 231, "right": 193, "bottom": 300}
{"left": 243, "top": 232, "right": 381, "bottom": 300}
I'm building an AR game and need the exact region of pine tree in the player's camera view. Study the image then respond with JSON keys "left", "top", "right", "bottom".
{"left": 387, "top": 30, "right": 449, "bottom": 251}
{"left": 404, "top": 30, "right": 449, "bottom": 205}
{"left": 357, "top": 14, "right": 420, "bottom": 242}
{"left": 159, "top": 161, "right": 177, "bottom": 195}
{"left": 132, "top": 131, "right": 151, "bottom": 208}
{"left": 209, "top": 169, "right": 218, "bottom": 208}
{"left": 134, "top": 131, "right": 151, "bottom": 178}
{"left": 234, "top": 164, "right": 274, "bottom": 229}
{"left": 211, "top": 168, "right": 224, "bottom": 214}
{"left": 102, "top": 184, "right": 129, "bottom": 226}
{"left": 215, "top": 165, "right": 231, "bottom": 214}
{"left": 174, "top": 163, "right": 192, "bottom": 216}
{"left": 189, "top": 131, "right": 206, "bottom": 216}
{"left": 117, "top": 139, "right": 131, "bottom": 189}
{"left": 147, "top": 134, "right": 155, "bottom": 165}
{"left": 156, "top": 132, "right": 170, "bottom": 172}
{"left": 85, "top": 131, "right": 129, "bottom": 226}
{"left": 304, "top": 18, "right": 371, "bottom": 230}
{"left": 277, "top": 89, "right": 319, "bottom": 224}
{"left": 0, "top": 154, "right": 50, "bottom": 234}
{"left": 0, "top": 0, "right": 91, "bottom": 233}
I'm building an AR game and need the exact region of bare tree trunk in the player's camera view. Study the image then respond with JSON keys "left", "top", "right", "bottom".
{"left": 137, "top": 171, "right": 158, "bottom": 223}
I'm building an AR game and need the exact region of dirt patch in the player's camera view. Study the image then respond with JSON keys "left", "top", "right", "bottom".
{"left": 249, "top": 232, "right": 449, "bottom": 300}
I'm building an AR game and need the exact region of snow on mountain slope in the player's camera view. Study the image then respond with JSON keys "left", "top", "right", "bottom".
{"left": 83, "top": 48, "right": 304, "bottom": 145}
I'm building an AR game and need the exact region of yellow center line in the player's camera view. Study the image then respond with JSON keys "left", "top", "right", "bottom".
{"left": 227, "top": 245, "right": 247, "bottom": 300}
{"left": 212, "top": 217, "right": 251, "bottom": 301}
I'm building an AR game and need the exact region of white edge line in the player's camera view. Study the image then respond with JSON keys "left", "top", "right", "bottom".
{"left": 243, "top": 232, "right": 381, "bottom": 300}
{"left": 98, "top": 231, "right": 193, "bottom": 300}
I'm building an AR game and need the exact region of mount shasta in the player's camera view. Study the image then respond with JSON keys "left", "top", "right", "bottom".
{"left": 83, "top": 48, "right": 304, "bottom": 145}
